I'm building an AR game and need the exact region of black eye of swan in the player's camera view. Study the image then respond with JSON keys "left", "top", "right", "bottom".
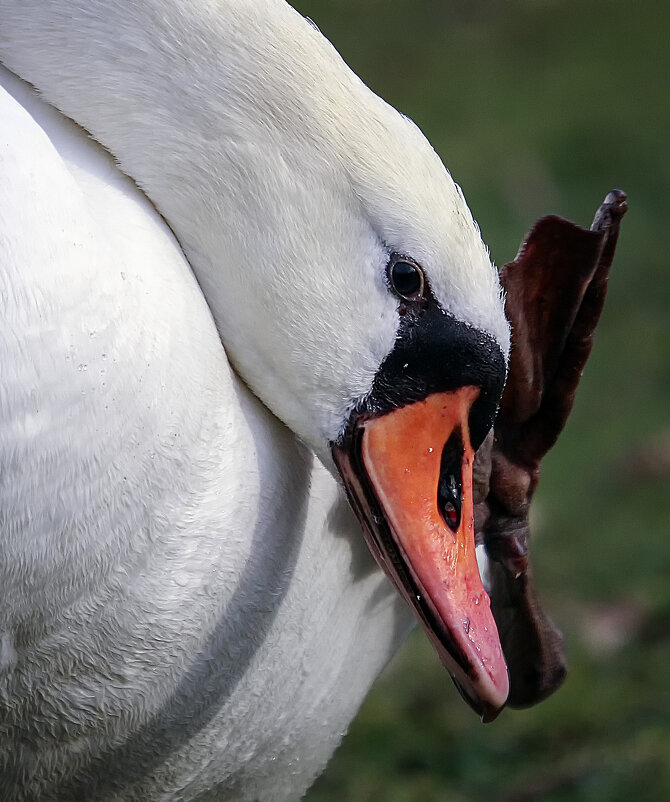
{"left": 388, "top": 255, "right": 424, "bottom": 300}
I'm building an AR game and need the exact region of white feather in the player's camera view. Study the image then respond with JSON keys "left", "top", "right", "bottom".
{"left": 0, "top": 1, "right": 508, "bottom": 799}
{"left": 0, "top": 0, "right": 508, "bottom": 456}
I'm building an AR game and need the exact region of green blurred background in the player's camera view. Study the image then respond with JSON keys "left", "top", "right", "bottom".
{"left": 293, "top": 1, "right": 670, "bottom": 800}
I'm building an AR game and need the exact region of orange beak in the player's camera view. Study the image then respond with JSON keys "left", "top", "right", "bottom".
{"left": 334, "top": 388, "right": 509, "bottom": 720}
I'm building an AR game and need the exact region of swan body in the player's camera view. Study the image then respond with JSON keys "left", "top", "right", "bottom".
{"left": 0, "top": 1, "right": 510, "bottom": 799}
{"left": 0, "top": 64, "right": 414, "bottom": 800}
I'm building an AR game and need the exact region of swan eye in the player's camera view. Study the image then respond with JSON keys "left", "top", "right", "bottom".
{"left": 388, "top": 256, "right": 424, "bottom": 300}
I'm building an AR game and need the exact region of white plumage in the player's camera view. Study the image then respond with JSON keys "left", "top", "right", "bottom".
{"left": 0, "top": 1, "right": 509, "bottom": 799}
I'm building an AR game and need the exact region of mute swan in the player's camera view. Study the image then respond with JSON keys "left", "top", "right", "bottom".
{"left": 0, "top": 1, "right": 624, "bottom": 800}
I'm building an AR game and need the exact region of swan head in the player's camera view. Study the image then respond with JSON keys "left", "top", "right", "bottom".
{"left": 326, "top": 149, "right": 511, "bottom": 718}
{"left": 204, "top": 85, "right": 509, "bottom": 720}
{"left": 188, "top": 11, "right": 512, "bottom": 719}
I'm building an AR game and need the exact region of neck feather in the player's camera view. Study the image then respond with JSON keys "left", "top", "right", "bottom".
{"left": 0, "top": 0, "right": 390, "bottom": 451}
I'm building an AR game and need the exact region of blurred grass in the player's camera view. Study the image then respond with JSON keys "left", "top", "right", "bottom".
{"left": 292, "top": 1, "right": 670, "bottom": 800}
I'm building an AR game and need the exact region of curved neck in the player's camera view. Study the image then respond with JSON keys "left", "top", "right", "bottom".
{"left": 0, "top": 0, "right": 509, "bottom": 458}
{"left": 0, "top": 0, "right": 383, "bottom": 457}
{"left": 0, "top": 1, "right": 340, "bottom": 240}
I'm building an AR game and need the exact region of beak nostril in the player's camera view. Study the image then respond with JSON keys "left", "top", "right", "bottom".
{"left": 441, "top": 501, "right": 459, "bottom": 530}
{"left": 437, "top": 427, "right": 464, "bottom": 532}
